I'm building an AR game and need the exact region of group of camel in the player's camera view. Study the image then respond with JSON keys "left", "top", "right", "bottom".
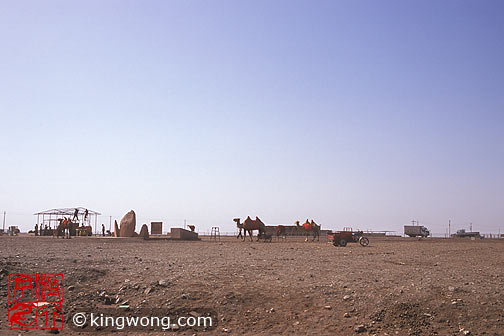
{"left": 233, "top": 216, "right": 320, "bottom": 242}
{"left": 55, "top": 217, "right": 76, "bottom": 239}
{"left": 55, "top": 218, "right": 93, "bottom": 238}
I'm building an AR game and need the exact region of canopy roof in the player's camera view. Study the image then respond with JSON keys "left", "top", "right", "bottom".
{"left": 34, "top": 207, "right": 101, "bottom": 216}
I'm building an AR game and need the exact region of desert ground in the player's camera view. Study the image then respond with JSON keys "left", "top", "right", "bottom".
{"left": 1, "top": 235, "right": 503, "bottom": 335}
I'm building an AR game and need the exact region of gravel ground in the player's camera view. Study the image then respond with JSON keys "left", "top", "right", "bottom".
{"left": 1, "top": 236, "right": 503, "bottom": 335}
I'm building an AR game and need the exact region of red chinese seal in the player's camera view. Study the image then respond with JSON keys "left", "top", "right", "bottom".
{"left": 8, "top": 273, "right": 64, "bottom": 330}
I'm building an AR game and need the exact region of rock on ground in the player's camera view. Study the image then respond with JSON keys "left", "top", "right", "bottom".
{"left": 139, "top": 224, "right": 149, "bottom": 239}
{"left": 114, "top": 220, "right": 120, "bottom": 237}
{"left": 119, "top": 210, "right": 136, "bottom": 237}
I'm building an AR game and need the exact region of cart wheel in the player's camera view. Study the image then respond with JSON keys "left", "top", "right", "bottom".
{"left": 359, "top": 237, "right": 369, "bottom": 247}
{"left": 332, "top": 240, "right": 339, "bottom": 247}
{"left": 339, "top": 239, "right": 347, "bottom": 247}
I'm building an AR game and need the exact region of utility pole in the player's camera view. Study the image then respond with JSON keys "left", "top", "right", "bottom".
{"left": 470, "top": 222, "right": 472, "bottom": 232}
{"left": 2, "top": 211, "right": 5, "bottom": 232}
{"left": 448, "top": 219, "right": 451, "bottom": 237}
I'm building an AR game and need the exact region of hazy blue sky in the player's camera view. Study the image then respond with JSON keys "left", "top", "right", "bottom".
{"left": 1, "top": 1, "right": 503, "bottom": 235}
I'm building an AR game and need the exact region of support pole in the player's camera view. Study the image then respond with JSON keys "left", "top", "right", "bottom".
{"left": 2, "top": 211, "right": 6, "bottom": 232}
{"left": 94, "top": 215, "right": 97, "bottom": 236}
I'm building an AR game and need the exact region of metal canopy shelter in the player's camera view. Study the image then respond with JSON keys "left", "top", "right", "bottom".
{"left": 34, "top": 207, "right": 102, "bottom": 235}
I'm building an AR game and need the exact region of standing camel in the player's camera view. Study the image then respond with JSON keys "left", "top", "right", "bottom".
{"left": 234, "top": 216, "right": 266, "bottom": 241}
{"left": 295, "top": 219, "right": 320, "bottom": 242}
{"left": 56, "top": 217, "right": 71, "bottom": 239}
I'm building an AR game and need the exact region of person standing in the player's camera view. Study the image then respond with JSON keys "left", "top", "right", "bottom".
{"left": 34, "top": 224, "right": 38, "bottom": 236}
{"left": 73, "top": 208, "right": 79, "bottom": 221}
{"left": 102, "top": 223, "right": 105, "bottom": 236}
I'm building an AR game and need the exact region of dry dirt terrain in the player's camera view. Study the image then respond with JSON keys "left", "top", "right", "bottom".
{"left": 1, "top": 236, "right": 503, "bottom": 335}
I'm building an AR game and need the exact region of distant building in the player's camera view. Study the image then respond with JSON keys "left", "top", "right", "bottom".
{"left": 451, "top": 229, "right": 482, "bottom": 238}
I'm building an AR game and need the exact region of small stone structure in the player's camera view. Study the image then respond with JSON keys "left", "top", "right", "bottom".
{"left": 170, "top": 228, "right": 199, "bottom": 240}
{"left": 151, "top": 222, "right": 162, "bottom": 235}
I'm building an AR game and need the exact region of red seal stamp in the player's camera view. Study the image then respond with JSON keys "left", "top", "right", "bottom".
{"left": 8, "top": 273, "right": 64, "bottom": 330}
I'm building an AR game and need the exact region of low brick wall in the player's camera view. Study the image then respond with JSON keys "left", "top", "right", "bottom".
{"left": 263, "top": 225, "right": 330, "bottom": 237}
{"left": 170, "top": 228, "right": 199, "bottom": 240}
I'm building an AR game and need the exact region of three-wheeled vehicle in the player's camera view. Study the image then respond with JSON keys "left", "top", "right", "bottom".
{"left": 327, "top": 227, "right": 369, "bottom": 247}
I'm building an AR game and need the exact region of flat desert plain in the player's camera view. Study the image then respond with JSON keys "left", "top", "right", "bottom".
{"left": 1, "top": 236, "right": 503, "bottom": 335}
